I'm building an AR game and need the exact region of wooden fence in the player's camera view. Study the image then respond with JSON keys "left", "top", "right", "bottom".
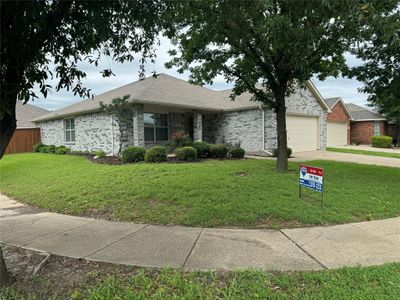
{"left": 5, "top": 128, "right": 41, "bottom": 154}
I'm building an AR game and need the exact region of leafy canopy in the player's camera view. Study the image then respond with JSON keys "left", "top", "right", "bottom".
{"left": 165, "top": 0, "right": 366, "bottom": 107}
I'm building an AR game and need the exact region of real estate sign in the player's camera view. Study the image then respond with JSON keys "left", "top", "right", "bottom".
{"left": 299, "top": 165, "right": 324, "bottom": 193}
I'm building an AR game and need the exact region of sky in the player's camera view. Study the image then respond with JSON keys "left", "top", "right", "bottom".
{"left": 30, "top": 37, "right": 369, "bottom": 111}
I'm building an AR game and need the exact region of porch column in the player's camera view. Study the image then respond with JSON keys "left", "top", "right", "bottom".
{"left": 133, "top": 104, "right": 144, "bottom": 147}
{"left": 193, "top": 111, "right": 203, "bottom": 141}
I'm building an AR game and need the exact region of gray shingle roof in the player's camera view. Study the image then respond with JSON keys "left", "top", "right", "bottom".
{"left": 16, "top": 102, "right": 48, "bottom": 128}
{"left": 346, "top": 103, "right": 386, "bottom": 121}
{"left": 33, "top": 73, "right": 328, "bottom": 122}
{"left": 325, "top": 97, "right": 341, "bottom": 109}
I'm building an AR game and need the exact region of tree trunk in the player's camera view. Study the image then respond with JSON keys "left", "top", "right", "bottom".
{"left": 275, "top": 92, "right": 288, "bottom": 172}
{"left": 0, "top": 67, "right": 20, "bottom": 159}
{"left": 0, "top": 246, "right": 9, "bottom": 287}
{"left": 0, "top": 112, "right": 16, "bottom": 159}
{"left": 396, "top": 119, "right": 400, "bottom": 146}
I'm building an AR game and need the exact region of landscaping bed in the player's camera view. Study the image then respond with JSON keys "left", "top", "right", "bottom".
{"left": 1, "top": 245, "right": 399, "bottom": 299}
{"left": 1, "top": 153, "right": 399, "bottom": 228}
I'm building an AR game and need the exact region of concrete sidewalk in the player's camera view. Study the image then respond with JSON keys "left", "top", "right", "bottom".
{"left": 334, "top": 145, "right": 400, "bottom": 154}
{"left": 1, "top": 194, "right": 399, "bottom": 271}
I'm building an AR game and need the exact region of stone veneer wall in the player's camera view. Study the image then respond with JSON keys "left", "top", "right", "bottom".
{"left": 203, "top": 109, "right": 263, "bottom": 151}
{"left": 203, "top": 86, "right": 327, "bottom": 152}
{"left": 38, "top": 112, "right": 119, "bottom": 155}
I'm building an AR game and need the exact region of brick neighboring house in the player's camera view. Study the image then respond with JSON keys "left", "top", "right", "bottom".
{"left": 346, "top": 103, "right": 387, "bottom": 145}
{"left": 325, "top": 97, "right": 352, "bottom": 146}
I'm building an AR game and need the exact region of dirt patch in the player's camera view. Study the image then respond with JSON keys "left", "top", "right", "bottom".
{"left": 234, "top": 171, "right": 249, "bottom": 177}
{"left": 88, "top": 155, "right": 123, "bottom": 165}
{"left": 1, "top": 245, "right": 140, "bottom": 299}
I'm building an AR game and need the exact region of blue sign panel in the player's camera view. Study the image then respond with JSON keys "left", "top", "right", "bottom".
{"left": 299, "top": 165, "right": 324, "bottom": 193}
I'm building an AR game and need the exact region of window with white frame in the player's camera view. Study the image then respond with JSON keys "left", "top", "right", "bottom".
{"left": 144, "top": 113, "right": 168, "bottom": 142}
{"left": 64, "top": 118, "right": 75, "bottom": 142}
{"left": 373, "top": 121, "right": 381, "bottom": 136}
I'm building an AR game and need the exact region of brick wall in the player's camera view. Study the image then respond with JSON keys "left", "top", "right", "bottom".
{"left": 327, "top": 102, "right": 350, "bottom": 145}
{"left": 327, "top": 102, "right": 349, "bottom": 122}
{"left": 350, "top": 121, "right": 386, "bottom": 144}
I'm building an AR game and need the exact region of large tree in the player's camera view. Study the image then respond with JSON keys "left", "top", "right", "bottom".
{"left": 0, "top": 0, "right": 164, "bottom": 158}
{"left": 164, "top": 0, "right": 396, "bottom": 172}
{"left": 348, "top": 2, "right": 400, "bottom": 144}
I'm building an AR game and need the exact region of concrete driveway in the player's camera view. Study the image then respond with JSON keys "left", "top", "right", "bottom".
{"left": 291, "top": 150, "right": 400, "bottom": 168}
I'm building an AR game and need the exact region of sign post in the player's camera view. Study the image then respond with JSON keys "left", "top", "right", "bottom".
{"left": 299, "top": 165, "right": 324, "bottom": 207}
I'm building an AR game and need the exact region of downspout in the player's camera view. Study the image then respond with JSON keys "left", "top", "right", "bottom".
{"left": 260, "top": 106, "right": 273, "bottom": 156}
{"left": 111, "top": 116, "right": 115, "bottom": 156}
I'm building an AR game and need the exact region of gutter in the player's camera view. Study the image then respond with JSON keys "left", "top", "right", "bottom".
{"left": 261, "top": 106, "right": 273, "bottom": 156}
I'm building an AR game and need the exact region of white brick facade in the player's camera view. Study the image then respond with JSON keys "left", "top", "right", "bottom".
{"left": 37, "top": 87, "right": 326, "bottom": 155}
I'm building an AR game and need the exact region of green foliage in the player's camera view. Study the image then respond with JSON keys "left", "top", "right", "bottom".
{"left": 372, "top": 136, "right": 393, "bottom": 148}
{"left": 192, "top": 141, "right": 211, "bottom": 158}
{"left": 54, "top": 146, "right": 71, "bottom": 155}
{"left": 100, "top": 96, "right": 138, "bottom": 155}
{"left": 122, "top": 147, "right": 146, "bottom": 163}
{"left": 171, "top": 131, "right": 192, "bottom": 148}
{"left": 230, "top": 147, "right": 245, "bottom": 159}
{"left": 209, "top": 144, "right": 228, "bottom": 159}
{"left": 273, "top": 148, "right": 292, "bottom": 158}
{"left": 163, "top": 0, "right": 396, "bottom": 171}
{"left": 145, "top": 146, "right": 167, "bottom": 163}
{"left": 39, "top": 144, "right": 56, "bottom": 154}
{"left": 32, "top": 142, "right": 44, "bottom": 152}
{"left": 175, "top": 146, "right": 197, "bottom": 161}
{"left": 94, "top": 150, "right": 106, "bottom": 158}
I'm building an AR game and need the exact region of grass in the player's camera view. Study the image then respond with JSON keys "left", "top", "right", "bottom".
{"left": 327, "top": 147, "right": 400, "bottom": 159}
{"left": 2, "top": 263, "right": 400, "bottom": 299}
{"left": 0, "top": 153, "right": 399, "bottom": 228}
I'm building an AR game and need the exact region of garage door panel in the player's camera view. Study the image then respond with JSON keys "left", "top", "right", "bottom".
{"left": 327, "top": 122, "right": 348, "bottom": 147}
{"left": 286, "top": 115, "right": 319, "bottom": 152}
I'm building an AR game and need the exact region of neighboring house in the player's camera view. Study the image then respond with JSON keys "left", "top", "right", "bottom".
{"left": 5, "top": 102, "right": 48, "bottom": 154}
{"left": 325, "top": 97, "right": 352, "bottom": 147}
{"left": 346, "top": 103, "right": 387, "bottom": 145}
{"left": 33, "top": 74, "right": 330, "bottom": 155}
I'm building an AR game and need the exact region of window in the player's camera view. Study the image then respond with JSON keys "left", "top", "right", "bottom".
{"left": 64, "top": 118, "right": 75, "bottom": 143}
{"left": 144, "top": 113, "right": 168, "bottom": 142}
{"left": 373, "top": 121, "right": 381, "bottom": 136}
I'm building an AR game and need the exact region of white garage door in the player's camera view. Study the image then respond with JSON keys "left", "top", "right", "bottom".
{"left": 286, "top": 115, "right": 319, "bottom": 152}
{"left": 327, "top": 122, "right": 348, "bottom": 147}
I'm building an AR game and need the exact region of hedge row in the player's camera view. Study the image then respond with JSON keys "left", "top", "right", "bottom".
{"left": 33, "top": 143, "right": 71, "bottom": 155}
{"left": 372, "top": 135, "right": 393, "bottom": 148}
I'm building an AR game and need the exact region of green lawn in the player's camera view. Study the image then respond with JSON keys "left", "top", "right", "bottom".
{"left": 0, "top": 153, "right": 399, "bottom": 228}
{"left": 2, "top": 264, "right": 400, "bottom": 299}
{"left": 327, "top": 147, "right": 400, "bottom": 159}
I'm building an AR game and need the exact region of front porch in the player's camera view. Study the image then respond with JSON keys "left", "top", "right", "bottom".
{"left": 126, "top": 104, "right": 206, "bottom": 148}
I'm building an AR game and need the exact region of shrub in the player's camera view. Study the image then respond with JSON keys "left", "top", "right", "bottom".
{"left": 272, "top": 147, "right": 292, "bottom": 158}
{"left": 209, "top": 144, "right": 228, "bottom": 159}
{"left": 171, "top": 131, "right": 192, "bottom": 148}
{"left": 175, "top": 146, "right": 197, "bottom": 161}
{"left": 372, "top": 135, "right": 392, "bottom": 148}
{"left": 230, "top": 147, "right": 245, "bottom": 159}
{"left": 55, "top": 146, "right": 71, "bottom": 155}
{"left": 192, "top": 141, "right": 211, "bottom": 158}
{"left": 40, "top": 144, "right": 56, "bottom": 153}
{"left": 145, "top": 146, "right": 167, "bottom": 163}
{"left": 122, "top": 146, "right": 146, "bottom": 163}
{"left": 94, "top": 150, "right": 106, "bottom": 158}
{"left": 32, "top": 142, "right": 44, "bottom": 152}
